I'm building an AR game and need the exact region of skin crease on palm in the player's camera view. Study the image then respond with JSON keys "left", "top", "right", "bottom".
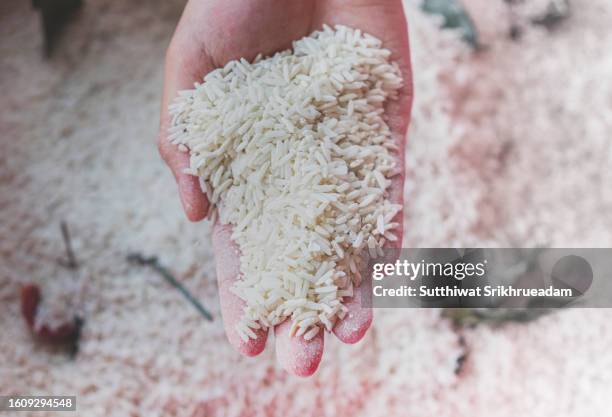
{"left": 158, "top": 0, "right": 413, "bottom": 377}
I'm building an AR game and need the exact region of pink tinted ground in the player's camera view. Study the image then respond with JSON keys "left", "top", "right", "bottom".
{"left": 2, "top": 0, "right": 612, "bottom": 415}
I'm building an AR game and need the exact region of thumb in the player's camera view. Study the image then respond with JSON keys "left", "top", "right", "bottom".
{"left": 158, "top": 39, "right": 212, "bottom": 222}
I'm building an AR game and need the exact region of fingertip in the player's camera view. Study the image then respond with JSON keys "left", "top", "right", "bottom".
{"left": 275, "top": 321, "right": 324, "bottom": 377}
{"left": 333, "top": 310, "right": 372, "bottom": 344}
{"left": 178, "top": 173, "right": 208, "bottom": 222}
{"left": 157, "top": 135, "right": 209, "bottom": 222}
{"left": 226, "top": 324, "right": 268, "bottom": 357}
{"left": 333, "top": 291, "right": 373, "bottom": 344}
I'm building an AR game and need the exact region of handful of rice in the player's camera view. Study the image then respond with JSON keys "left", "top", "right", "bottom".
{"left": 169, "top": 25, "right": 403, "bottom": 341}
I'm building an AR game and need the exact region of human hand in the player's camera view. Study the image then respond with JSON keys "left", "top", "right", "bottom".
{"left": 158, "top": 0, "right": 412, "bottom": 376}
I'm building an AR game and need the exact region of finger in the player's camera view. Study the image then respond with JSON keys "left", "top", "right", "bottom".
{"left": 333, "top": 286, "right": 373, "bottom": 344}
{"left": 158, "top": 138, "right": 208, "bottom": 222}
{"left": 275, "top": 320, "right": 324, "bottom": 377}
{"left": 158, "top": 35, "right": 214, "bottom": 222}
{"left": 212, "top": 223, "right": 268, "bottom": 356}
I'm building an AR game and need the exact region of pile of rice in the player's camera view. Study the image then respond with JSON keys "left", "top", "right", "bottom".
{"left": 168, "top": 25, "right": 403, "bottom": 341}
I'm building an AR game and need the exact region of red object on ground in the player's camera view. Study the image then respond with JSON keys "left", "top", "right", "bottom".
{"left": 20, "top": 283, "right": 78, "bottom": 342}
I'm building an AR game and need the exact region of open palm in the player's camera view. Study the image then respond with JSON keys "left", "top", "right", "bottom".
{"left": 158, "top": 0, "right": 412, "bottom": 376}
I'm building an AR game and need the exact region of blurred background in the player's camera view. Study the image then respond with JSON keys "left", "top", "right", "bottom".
{"left": 1, "top": 0, "right": 611, "bottom": 416}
